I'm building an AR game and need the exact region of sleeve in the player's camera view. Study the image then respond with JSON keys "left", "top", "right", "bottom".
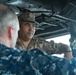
{"left": 29, "top": 48, "right": 76, "bottom": 75}
{"left": 35, "top": 37, "right": 60, "bottom": 54}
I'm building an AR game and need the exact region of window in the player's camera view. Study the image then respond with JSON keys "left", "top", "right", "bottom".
{"left": 46, "top": 34, "right": 71, "bottom": 58}
{"left": 46, "top": 34, "right": 70, "bottom": 46}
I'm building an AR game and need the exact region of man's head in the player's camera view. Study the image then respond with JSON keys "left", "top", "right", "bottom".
{"left": 18, "top": 12, "right": 36, "bottom": 41}
{"left": 0, "top": 4, "right": 19, "bottom": 47}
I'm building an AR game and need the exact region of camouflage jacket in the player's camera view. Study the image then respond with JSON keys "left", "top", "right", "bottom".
{"left": 16, "top": 38, "right": 62, "bottom": 54}
{"left": 0, "top": 43, "right": 76, "bottom": 75}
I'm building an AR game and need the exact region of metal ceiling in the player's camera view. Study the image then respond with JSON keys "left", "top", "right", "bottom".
{"left": 0, "top": 0, "right": 76, "bottom": 39}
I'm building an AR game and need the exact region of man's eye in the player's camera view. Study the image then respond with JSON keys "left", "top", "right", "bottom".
{"left": 24, "top": 23, "right": 35, "bottom": 27}
{"left": 24, "top": 23, "right": 30, "bottom": 26}
{"left": 32, "top": 24, "right": 35, "bottom": 27}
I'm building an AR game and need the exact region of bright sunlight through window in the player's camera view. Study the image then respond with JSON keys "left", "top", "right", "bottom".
{"left": 46, "top": 34, "right": 70, "bottom": 46}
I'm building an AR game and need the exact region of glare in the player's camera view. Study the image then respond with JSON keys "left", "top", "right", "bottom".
{"left": 46, "top": 34, "right": 70, "bottom": 46}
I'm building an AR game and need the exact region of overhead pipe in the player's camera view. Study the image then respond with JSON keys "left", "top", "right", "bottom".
{"left": 31, "top": 10, "right": 76, "bottom": 23}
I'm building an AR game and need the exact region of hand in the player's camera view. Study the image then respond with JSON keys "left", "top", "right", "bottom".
{"left": 57, "top": 43, "right": 71, "bottom": 54}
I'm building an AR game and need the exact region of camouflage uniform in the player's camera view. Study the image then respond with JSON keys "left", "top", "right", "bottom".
{"left": 16, "top": 37, "right": 62, "bottom": 54}
{"left": 0, "top": 42, "right": 76, "bottom": 75}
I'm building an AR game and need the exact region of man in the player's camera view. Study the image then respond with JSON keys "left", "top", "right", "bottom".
{"left": 0, "top": 4, "right": 76, "bottom": 75}
{"left": 16, "top": 11, "right": 73, "bottom": 58}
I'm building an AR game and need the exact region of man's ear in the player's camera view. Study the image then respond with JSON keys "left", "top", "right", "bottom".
{"left": 7, "top": 26, "right": 14, "bottom": 40}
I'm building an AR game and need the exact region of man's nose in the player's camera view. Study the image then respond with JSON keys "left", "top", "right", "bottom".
{"left": 29, "top": 26, "right": 34, "bottom": 31}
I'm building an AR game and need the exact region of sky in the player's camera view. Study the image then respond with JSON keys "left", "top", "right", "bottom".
{"left": 46, "top": 34, "right": 70, "bottom": 46}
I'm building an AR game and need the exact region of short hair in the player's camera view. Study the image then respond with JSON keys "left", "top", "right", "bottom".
{"left": 0, "top": 4, "right": 18, "bottom": 35}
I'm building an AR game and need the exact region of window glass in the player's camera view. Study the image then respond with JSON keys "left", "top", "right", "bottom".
{"left": 46, "top": 34, "right": 70, "bottom": 46}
